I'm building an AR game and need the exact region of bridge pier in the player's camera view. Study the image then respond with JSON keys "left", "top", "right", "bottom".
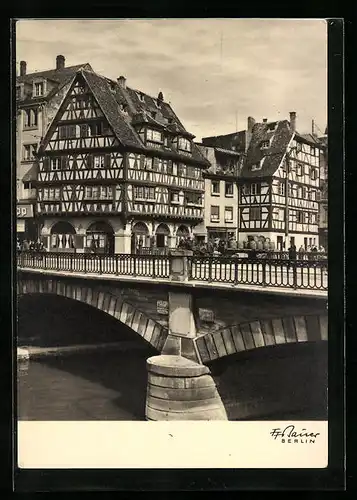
{"left": 145, "top": 249, "right": 227, "bottom": 420}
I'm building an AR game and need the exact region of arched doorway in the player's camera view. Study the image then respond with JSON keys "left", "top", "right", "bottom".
{"left": 86, "top": 221, "right": 114, "bottom": 255}
{"left": 50, "top": 221, "right": 76, "bottom": 252}
{"left": 155, "top": 223, "right": 170, "bottom": 250}
{"left": 176, "top": 225, "right": 189, "bottom": 247}
{"left": 131, "top": 222, "right": 150, "bottom": 254}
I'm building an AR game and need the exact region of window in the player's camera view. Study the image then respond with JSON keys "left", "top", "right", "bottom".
{"left": 51, "top": 157, "right": 61, "bottom": 170}
{"left": 260, "top": 140, "right": 270, "bottom": 149}
{"left": 16, "top": 86, "right": 21, "bottom": 99}
{"left": 170, "top": 191, "right": 180, "bottom": 203}
{"left": 296, "top": 142, "right": 302, "bottom": 153}
{"left": 310, "top": 168, "right": 317, "bottom": 180}
{"left": 251, "top": 183, "right": 261, "bottom": 195}
{"left": 178, "top": 164, "right": 186, "bottom": 177}
{"left": 23, "top": 144, "right": 37, "bottom": 161}
{"left": 134, "top": 186, "right": 156, "bottom": 200}
{"left": 288, "top": 184, "right": 293, "bottom": 197}
{"left": 185, "top": 192, "right": 202, "bottom": 205}
{"left": 59, "top": 125, "right": 76, "bottom": 139}
{"left": 278, "top": 182, "right": 285, "bottom": 196}
{"left": 23, "top": 181, "right": 32, "bottom": 190}
{"left": 186, "top": 166, "right": 195, "bottom": 178}
{"left": 211, "top": 205, "right": 220, "bottom": 221}
{"left": 80, "top": 124, "right": 89, "bottom": 137}
{"left": 297, "top": 211, "right": 304, "bottom": 223}
{"left": 296, "top": 163, "right": 303, "bottom": 176}
{"left": 225, "top": 182, "right": 234, "bottom": 197}
{"left": 224, "top": 206, "right": 233, "bottom": 222}
{"left": 147, "top": 129, "right": 163, "bottom": 143}
{"left": 34, "top": 82, "right": 44, "bottom": 97}
{"left": 85, "top": 186, "right": 111, "bottom": 199}
{"left": 100, "top": 186, "right": 111, "bottom": 199}
{"left": 249, "top": 207, "right": 261, "bottom": 220}
{"left": 144, "top": 157, "right": 153, "bottom": 170}
{"left": 242, "top": 185, "right": 250, "bottom": 195}
{"left": 44, "top": 188, "right": 60, "bottom": 200}
{"left": 309, "top": 213, "right": 317, "bottom": 224}
{"left": 86, "top": 122, "right": 102, "bottom": 136}
{"left": 211, "top": 180, "right": 220, "bottom": 195}
{"left": 302, "top": 187, "right": 307, "bottom": 199}
{"left": 311, "top": 146, "right": 316, "bottom": 156}
{"left": 24, "top": 108, "right": 38, "bottom": 128}
{"left": 93, "top": 155, "right": 105, "bottom": 169}
{"left": 310, "top": 190, "right": 316, "bottom": 201}
{"left": 178, "top": 137, "right": 191, "bottom": 152}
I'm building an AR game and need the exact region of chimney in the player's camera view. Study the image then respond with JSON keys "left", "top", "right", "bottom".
{"left": 247, "top": 116, "right": 256, "bottom": 133}
{"left": 117, "top": 75, "right": 126, "bottom": 89}
{"left": 19, "top": 61, "right": 27, "bottom": 76}
{"left": 56, "top": 55, "right": 65, "bottom": 70}
{"left": 157, "top": 91, "right": 164, "bottom": 103}
{"left": 289, "top": 111, "right": 297, "bottom": 132}
{"left": 262, "top": 118, "right": 268, "bottom": 123}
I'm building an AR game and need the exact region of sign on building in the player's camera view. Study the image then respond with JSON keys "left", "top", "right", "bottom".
{"left": 17, "top": 205, "right": 34, "bottom": 218}
{"left": 157, "top": 300, "right": 169, "bottom": 315}
{"left": 199, "top": 308, "right": 215, "bottom": 323}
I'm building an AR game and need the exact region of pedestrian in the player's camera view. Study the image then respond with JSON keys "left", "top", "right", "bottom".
{"left": 218, "top": 239, "right": 225, "bottom": 255}
{"left": 298, "top": 245, "right": 305, "bottom": 260}
{"left": 22, "top": 239, "right": 29, "bottom": 251}
{"left": 17, "top": 238, "right": 21, "bottom": 251}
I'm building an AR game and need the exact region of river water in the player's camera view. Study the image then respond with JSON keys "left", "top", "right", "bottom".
{"left": 17, "top": 294, "right": 156, "bottom": 420}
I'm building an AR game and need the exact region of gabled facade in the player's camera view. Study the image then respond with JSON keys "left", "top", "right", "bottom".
{"left": 35, "top": 70, "right": 209, "bottom": 253}
{"left": 239, "top": 112, "right": 323, "bottom": 250}
{"left": 16, "top": 55, "right": 93, "bottom": 242}
{"left": 195, "top": 143, "right": 243, "bottom": 242}
{"left": 317, "top": 131, "right": 328, "bottom": 250}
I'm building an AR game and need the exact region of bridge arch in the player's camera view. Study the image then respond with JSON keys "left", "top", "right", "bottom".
{"left": 17, "top": 278, "right": 168, "bottom": 352}
{"left": 194, "top": 313, "right": 328, "bottom": 364}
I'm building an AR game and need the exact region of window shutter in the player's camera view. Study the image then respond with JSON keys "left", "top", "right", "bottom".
{"left": 43, "top": 158, "right": 50, "bottom": 171}
{"left": 104, "top": 154, "right": 111, "bottom": 168}
{"left": 153, "top": 158, "right": 159, "bottom": 171}
{"left": 87, "top": 154, "right": 93, "bottom": 169}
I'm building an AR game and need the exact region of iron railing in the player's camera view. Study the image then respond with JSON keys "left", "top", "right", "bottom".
{"left": 188, "top": 256, "right": 328, "bottom": 291}
{"left": 17, "top": 251, "right": 328, "bottom": 291}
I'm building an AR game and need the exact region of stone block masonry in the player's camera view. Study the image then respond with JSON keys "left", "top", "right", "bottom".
{"left": 145, "top": 355, "right": 227, "bottom": 420}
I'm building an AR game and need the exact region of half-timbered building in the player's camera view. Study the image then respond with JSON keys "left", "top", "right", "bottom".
{"left": 35, "top": 69, "right": 209, "bottom": 253}
{"left": 16, "top": 55, "right": 93, "bottom": 243}
{"left": 238, "top": 112, "right": 323, "bottom": 250}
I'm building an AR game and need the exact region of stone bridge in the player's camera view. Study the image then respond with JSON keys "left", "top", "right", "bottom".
{"left": 17, "top": 251, "right": 328, "bottom": 421}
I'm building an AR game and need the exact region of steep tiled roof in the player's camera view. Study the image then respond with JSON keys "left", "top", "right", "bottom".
{"left": 17, "top": 63, "right": 93, "bottom": 105}
{"left": 81, "top": 70, "right": 208, "bottom": 165}
{"left": 202, "top": 130, "right": 247, "bottom": 152}
{"left": 16, "top": 64, "right": 92, "bottom": 85}
{"left": 82, "top": 70, "right": 143, "bottom": 149}
{"left": 240, "top": 120, "right": 293, "bottom": 178}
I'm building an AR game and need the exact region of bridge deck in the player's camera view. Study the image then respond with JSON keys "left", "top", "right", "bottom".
{"left": 18, "top": 266, "right": 327, "bottom": 299}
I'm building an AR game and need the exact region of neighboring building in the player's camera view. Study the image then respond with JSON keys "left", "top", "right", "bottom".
{"left": 195, "top": 143, "right": 243, "bottom": 242}
{"left": 34, "top": 69, "right": 209, "bottom": 253}
{"left": 16, "top": 55, "right": 93, "bottom": 243}
{"left": 317, "top": 129, "right": 328, "bottom": 250}
{"left": 238, "top": 112, "right": 323, "bottom": 250}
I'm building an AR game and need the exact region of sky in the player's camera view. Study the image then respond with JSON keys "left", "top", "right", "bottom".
{"left": 15, "top": 19, "right": 327, "bottom": 141}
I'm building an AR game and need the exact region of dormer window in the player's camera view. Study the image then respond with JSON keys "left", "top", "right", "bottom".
{"left": 178, "top": 137, "right": 191, "bottom": 152}
{"left": 151, "top": 111, "right": 156, "bottom": 119}
{"left": 34, "top": 81, "right": 45, "bottom": 97}
{"left": 119, "top": 103, "right": 127, "bottom": 113}
{"left": 147, "top": 129, "right": 163, "bottom": 143}
{"left": 267, "top": 122, "right": 277, "bottom": 131}
{"left": 136, "top": 91, "right": 145, "bottom": 102}
{"left": 260, "top": 140, "right": 270, "bottom": 149}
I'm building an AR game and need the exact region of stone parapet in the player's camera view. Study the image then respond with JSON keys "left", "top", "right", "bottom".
{"left": 145, "top": 355, "right": 227, "bottom": 421}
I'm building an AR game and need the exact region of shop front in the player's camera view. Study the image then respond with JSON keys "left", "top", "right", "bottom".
{"left": 16, "top": 204, "right": 38, "bottom": 244}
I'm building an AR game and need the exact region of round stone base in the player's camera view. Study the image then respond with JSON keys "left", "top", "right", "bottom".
{"left": 145, "top": 355, "right": 227, "bottom": 421}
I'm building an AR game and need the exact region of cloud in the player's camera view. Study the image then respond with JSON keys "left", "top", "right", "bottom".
{"left": 16, "top": 18, "right": 327, "bottom": 140}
